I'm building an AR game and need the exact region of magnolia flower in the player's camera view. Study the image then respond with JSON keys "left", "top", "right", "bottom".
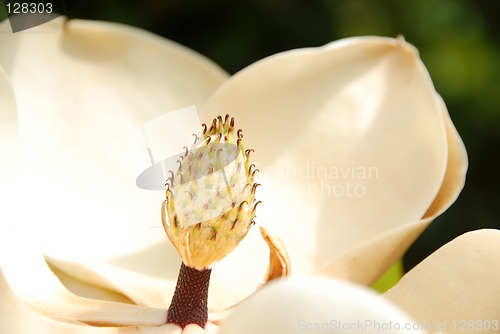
{"left": 1, "top": 16, "right": 487, "bottom": 334}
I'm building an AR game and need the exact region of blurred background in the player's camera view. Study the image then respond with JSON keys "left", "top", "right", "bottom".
{"left": 2, "top": 0, "right": 499, "bottom": 274}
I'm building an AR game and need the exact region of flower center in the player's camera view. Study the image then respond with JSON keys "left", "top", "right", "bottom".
{"left": 162, "top": 115, "right": 259, "bottom": 329}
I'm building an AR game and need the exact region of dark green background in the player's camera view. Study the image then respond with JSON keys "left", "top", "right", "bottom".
{"left": 2, "top": 0, "right": 499, "bottom": 272}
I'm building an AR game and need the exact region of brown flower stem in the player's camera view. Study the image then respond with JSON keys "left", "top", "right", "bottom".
{"left": 166, "top": 262, "right": 212, "bottom": 329}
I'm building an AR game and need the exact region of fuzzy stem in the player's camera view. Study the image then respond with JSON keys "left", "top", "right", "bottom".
{"left": 166, "top": 262, "right": 212, "bottom": 328}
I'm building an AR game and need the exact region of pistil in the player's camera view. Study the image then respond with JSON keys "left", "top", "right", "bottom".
{"left": 162, "top": 115, "right": 260, "bottom": 329}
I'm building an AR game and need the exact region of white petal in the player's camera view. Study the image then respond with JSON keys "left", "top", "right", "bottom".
{"left": 0, "top": 66, "right": 18, "bottom": 175}
{"left": 0, "top": 65, "right": 22, "bottom": 235}
{"left": 0, "top": 17, "right": 227, "bottom": 261}
{"left": 0, "top": 231, "right": 167, "bottom": 327}
{"left": 182, "top": 324, "right": 207, "bottom": 333}
{"left": 0, "top": 17, "right": 228, "bottom": 332}
{"left": 421, "top": 95, "right": 468, "bottom": 220}
{"left": 316, "top": 96, "right": 468, "bottom": 283}
{"left": 385, "top": 229, "right": 500, "bottom": 329}
{"left": 218, "top": 276, "right": 425, "bottom": 333}
{"left": 0, "top": 269, "right": 179, "bottom": 334}
{"left": 46, "top": 254, "right": 177, "bottom": 309}
{"left": 203, "top": 37, "right": 456, "bottom": 306}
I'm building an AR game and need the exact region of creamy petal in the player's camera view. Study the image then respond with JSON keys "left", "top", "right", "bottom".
{"left": 0, "top": 65, "right": 23, "bottom": 268}
{"left": 218, "top": 276, "right": 425, "bottom": 333}
{"left": 0, "top": 271, "right": 178, "bottom": 334}
{"left": 182, "top": 324, "right": 207, "bottom": 333}
{"left": 46, "top": 255, "right": 176, "bottom": 309}
{"left": 422, "top": 95, "right": 468, "bottom": 219}
{"left": 0, "top": 66, "right": 18, "bottom": 174}
{"left": 0, "top": 66, "right": 20, "bottom": 227}
{"left": 0, "top": 17, "right": 228, "bottom": 331}
{"left": 0, "top": 275, "right": 177, "bottom": 334}
{"left": 259, "top": 226, "right": 291, "bottom": 281}
{"left": 316, "top": 96, "right": 468, "bottom": 283}
{"left": 0, "top": 17, "right": 227, "bottom": 260}
{"left": 206, "top": 227, "right": 290, "bottom": 317}
{"left": 384, "top": 229, "right": 500, "bottom": 331}
{"left": 207, "top": 227, "right": 269, "bottom": 311}
{"left": 0, "top": 231, "right": 167, "bottom": 327}
{"left": 45, "top": 237, "right": 188, "bottom": 309}
{"left": 204, "top": 37, "right": 456, "bottom": 305}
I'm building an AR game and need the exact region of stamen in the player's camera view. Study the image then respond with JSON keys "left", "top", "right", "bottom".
{"left": 167, "top": 171, "right": 175, "bottom": 186}
{"left": 230, "top": 218, "right": 239, "bottom": 230}
{"left": 248, "top": 163, "right": 256, "bottom": 174}
{"left": 252, "top": 200, "right": 262, "bottom": 215}
{"left": 192, "top": 134, "right": 199, "bottom": 145}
